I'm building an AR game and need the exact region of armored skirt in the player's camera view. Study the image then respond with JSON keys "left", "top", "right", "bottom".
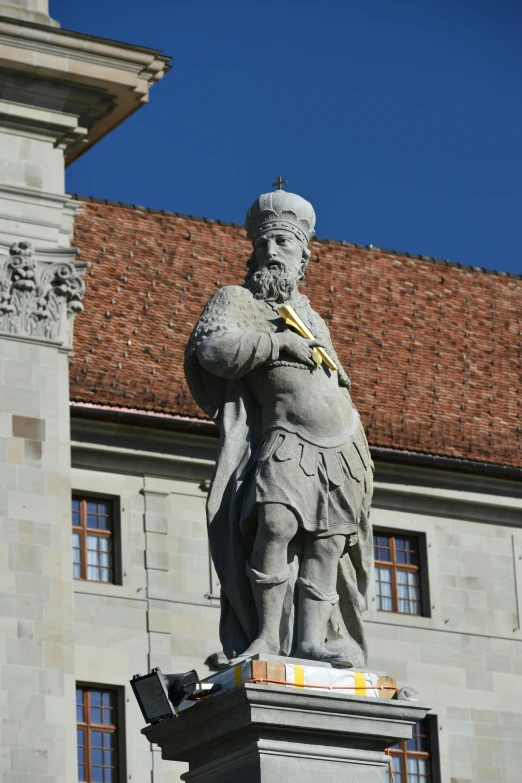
{"left": 240, "top": 418, "right": 372, "bottom": 543}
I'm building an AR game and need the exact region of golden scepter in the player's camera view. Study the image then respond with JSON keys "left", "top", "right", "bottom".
{"left": 278, "top": 304, "right": 338, "bottom": 371}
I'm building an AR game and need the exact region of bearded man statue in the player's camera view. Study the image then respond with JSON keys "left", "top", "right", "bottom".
{"left": 184, "top": 189, "right": 374, "bottom": 667}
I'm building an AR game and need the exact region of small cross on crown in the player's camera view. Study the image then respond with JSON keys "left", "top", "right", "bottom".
{"left": 272, "top": 175, "right": 287, "bottom": 191}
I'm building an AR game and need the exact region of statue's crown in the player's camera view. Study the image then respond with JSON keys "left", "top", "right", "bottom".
{"left": 245, "top": 190, "right": 316, "bottom": 246}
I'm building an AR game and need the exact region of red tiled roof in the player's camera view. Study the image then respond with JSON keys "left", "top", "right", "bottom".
{"left": 70, "top": 196, "right": 522, "bottom": 469}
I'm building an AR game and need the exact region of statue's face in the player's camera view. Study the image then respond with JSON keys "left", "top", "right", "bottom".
{"left": 253, "top": 229, "right": 304, "bottom": 279}
{"left": 247, "top": 228, "right": 308, "bottom": 303}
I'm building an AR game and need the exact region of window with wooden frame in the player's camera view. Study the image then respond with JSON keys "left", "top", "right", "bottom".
{"left": 72, "top": 497, "right": 115, "bottom": 583}
{"left": 373, "top": 531, "right": 423, "bottom": 615}
{"left": 76, "top": 686, "right": 119, "bottom": 783}
{"left": 386, "top": 720, "right": 432, "bottom": 783}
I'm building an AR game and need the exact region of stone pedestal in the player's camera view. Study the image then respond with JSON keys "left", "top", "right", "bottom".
{"left": 144, "top": 683, "right": 430, "bottom": 783}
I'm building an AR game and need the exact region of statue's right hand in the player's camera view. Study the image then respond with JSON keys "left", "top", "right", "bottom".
{"left": 276, "top": 331, "right": 328, "bottom": 367}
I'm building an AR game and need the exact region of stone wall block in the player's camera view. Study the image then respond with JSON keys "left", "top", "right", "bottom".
{"left": 37, "top": 669, "right": 64, "bottom": 697}
{"left": 1, "top": 665, "right": 38, "bottom": 694}
{"left": 12, "top": 416, "right": 46, "bottom": 441}
{"left": 17, "top": 466, "right": 46, "bottom": 495}
{"left": 145, "top": 550, "right": 169, "bottom": 571}
{"left": 17, "top": 620, "right": 34, "bottom": 640}
{"left": 6, "top": 639, "right": 42, "bottom": 668}
{"left": 7, "top": 438, "right": 24, "bottom": 465}
{"left": 7, "top": 693, "right": 45, "bottom": 723}
{"left": 4, "top": 360, "right": 34, "bottom": 389}
{"left": 8, "top": 542, "right": 42, "bottom": 574}
{"left": 145, "top": 512, "right": 168, "bottom": 534}
{"left": 10, "top": 747, "right": 48, "bottom": 774}
{"left": 0, "top": 593, "right": 44, "bottom": 621}
{"left": 0, "top": 387, "right": 40, "bottom": 417}
{"left": 0, "top": 464, "right": 17, "bottom": 491}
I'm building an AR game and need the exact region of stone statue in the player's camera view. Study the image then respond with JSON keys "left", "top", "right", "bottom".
{"left": 184, "top": 189, "right": 374, "bottom": 667}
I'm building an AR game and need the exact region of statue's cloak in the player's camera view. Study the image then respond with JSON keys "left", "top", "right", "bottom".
{"left": 184, "top": 285, "right": 373, "bottom": 664}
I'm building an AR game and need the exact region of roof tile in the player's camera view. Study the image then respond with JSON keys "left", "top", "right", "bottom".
{"left": 70, "top": 198, "right": 522, "bottom": 468}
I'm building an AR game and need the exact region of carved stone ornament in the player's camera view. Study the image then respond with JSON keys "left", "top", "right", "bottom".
{"left": 0, "top": 241, "right": 88, "bottom": 347}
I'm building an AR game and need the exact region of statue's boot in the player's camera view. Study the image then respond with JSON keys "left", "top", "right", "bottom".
{"left": 294, "top": 576, "right": 353, "bottom": 667}
{"left": 241, "top": 563, "right": 290, "bottom": 657}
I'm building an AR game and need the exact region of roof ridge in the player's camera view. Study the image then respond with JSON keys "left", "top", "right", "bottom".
{"left": 71, "top": 193, "right": 522, "bottom": 281}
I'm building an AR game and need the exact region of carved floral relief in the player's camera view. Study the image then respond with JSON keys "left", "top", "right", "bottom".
{"left": 0, "top": 241, "right": 86, "bottom": 343}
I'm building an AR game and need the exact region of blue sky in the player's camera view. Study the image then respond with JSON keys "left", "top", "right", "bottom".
{"left": 52, "top": 0, "right": 522, "bottom": 273}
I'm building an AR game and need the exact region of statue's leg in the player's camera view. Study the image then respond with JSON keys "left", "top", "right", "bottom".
{"left": 241, "top": 503, "right": 298, "bottom": 657}
{"left": 295, "top": 533, "right": 351, "bottom": 664}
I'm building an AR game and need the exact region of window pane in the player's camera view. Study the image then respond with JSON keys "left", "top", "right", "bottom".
{"left": 86, "top": 501, "right": 98, "bottom": 513}
{"left": 396, "top": 720, "right": 432, "bottom": 782}
{"left": 376, "top": 563, "right": 394, "bottom": 611}
{"left": 398, "top": 570, "right": 422, "bottom": 615}
{"left": 88, "top": 566, "right": 100, "bottom": 580}
{"left": 91, "top": 691, "right": 102, "bottom": 707}
{"left": 91, "top": 730, "right": 103, "bottom": 746}
{"left": 76, "top": 703, "right": 84, "bottom": 722}
{"left": 373, "top": 534, "right": 392, "bottom": 562}
{"left": 408, "top": 756, "right": 421, "bottom": 781}
{"left": 418, "top": 758, "right": 429, "bottom": 773}
{"left": 77, "top": 728, "right": 84, "bottom": 746}
{"left": 78, "top": 764, "right": 86, "bottom": 781}
{"left": 87, "top": 514, "right": 99, "bottom": 529}
{"left": 72, "top": 499, "right": 80, "bottom": 511}
{"left": 387, "top": 756, "right": 402, "bottom": 783}
{"left": 73, "top": 563, "right": 82, "bottom": 579}
{"left": 395, "top": 536, "right": 418, "bottom": 565}
{"left": 72, "top": 511, "right": 81, "bottom": 527}
{"left": 88, "top": 549, "right": 100, "bottom": 566}
{"left": 92, "top": 767, "right": 104, "bottom": 783}
{"left": 412, "top": 721, "right": 428, "bottom": 751}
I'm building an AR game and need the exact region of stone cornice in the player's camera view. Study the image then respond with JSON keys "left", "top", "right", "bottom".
{"left": 0, "top": 15, "right": 171, "bottom": 164}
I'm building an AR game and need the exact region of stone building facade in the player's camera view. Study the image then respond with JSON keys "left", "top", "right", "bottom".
{"left": 0, "top": 4, "right": 521, "bottom": 783}
{"left": 66, "top": 196, "right": 522, "bottom": 783}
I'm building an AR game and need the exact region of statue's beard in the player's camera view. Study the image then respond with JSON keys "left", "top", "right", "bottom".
{"left": 247, "top": 263, "right": 300, "bottom": 303}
